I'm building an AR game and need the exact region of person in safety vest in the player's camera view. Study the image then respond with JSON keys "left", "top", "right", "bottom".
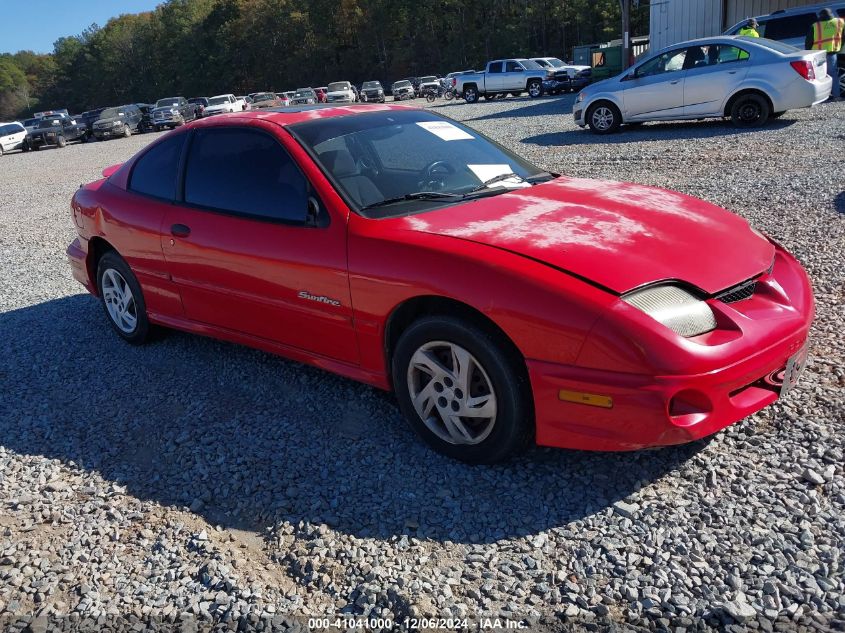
{"left": 738, "top": 18, "right": 760, "bottom": 38}
{"left": 806, "top": 8, "right": 844, "bottom": 100}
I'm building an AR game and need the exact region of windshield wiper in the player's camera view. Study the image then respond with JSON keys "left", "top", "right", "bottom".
{"left": 470, "top": 173, "right": 527, "bottom": 193}
{"left": 360, "top": 191, "right": 465, "bottom": 211}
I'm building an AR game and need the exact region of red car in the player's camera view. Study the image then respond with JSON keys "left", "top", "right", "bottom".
{"left": 67, "top": 105, "right": 813, "bottom": 463}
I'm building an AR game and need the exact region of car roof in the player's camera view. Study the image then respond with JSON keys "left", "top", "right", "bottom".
{"left": 737, "top": 0, "right": 843, "bottom": 21}
{"left": 652, "top": 34, "right": 788, "bottom": 53}
{"left": 182, "top": 103, "right": 418, "bottom": 128}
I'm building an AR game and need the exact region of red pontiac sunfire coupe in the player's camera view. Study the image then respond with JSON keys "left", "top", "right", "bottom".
{"left": 67, "top": 104, "right": 813, "bottom": 463}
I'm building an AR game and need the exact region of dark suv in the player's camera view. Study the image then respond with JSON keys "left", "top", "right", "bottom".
{"left": 92, "top": 104, "right": 144, "bottom": 140}
{"left": 79, "top": 108, "right": 106, "bottom": 141}
{"left": 25, "top": 116, "right": 87, "bottom": 150}
{"left": 151, "top": 97, "right": 197, "bottom": 130}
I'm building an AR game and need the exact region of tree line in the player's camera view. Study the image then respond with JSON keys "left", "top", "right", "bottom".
{"left": 0, "top": 0, "right": 648, "bottom": 118}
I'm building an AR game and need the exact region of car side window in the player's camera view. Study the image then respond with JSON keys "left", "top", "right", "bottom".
{"left": 184, "top": 127, "right": 308, "bottom": 224}
{"left": 488, "top": 62, "right": 503, "bottom": 73}
{"left": 129, "top": 133, "right": 186, "bottom": 200}
{"left": 714, "top": 45, "right": 749, "bottom": 64}
{"left": 637, "top": 49, "right": 687, "bottom": 78}
{"left": 762, "top": 13, "right": 817, "bottom": 40}
{"left": 505, "top": 61, "right": 521, "bottom": 72}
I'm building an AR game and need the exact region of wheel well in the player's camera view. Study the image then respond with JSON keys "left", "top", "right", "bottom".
{"left": 724, "top": 89, "right": 773, "bottom": 117}
{"left": 463, "top": 83, "right": 478, "bottom": 92}
{"left": 525, "top": 77, "right": 541, "bottom": 88}
{"left": 87, "top": 236, "right": 115, "bottom": 291}
{"left": 384, "top": 295, "right": 528, "bottom": 388}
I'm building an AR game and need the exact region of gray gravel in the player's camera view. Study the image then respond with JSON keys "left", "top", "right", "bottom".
{"left": 1, "top": 97, "right": 843, "bottom": 631}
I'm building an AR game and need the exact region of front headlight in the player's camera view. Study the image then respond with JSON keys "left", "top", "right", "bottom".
{"left": 112, "top": 121, "right": 122, "bottom": 127}
{"left": 170, "top": 108, "right": 179, "bottom": 114}
{"left": 576, "top": 92, "right": 585, "bottom": 102}
{"left": 622, "top": 285, "right": 716, "bottom": 337}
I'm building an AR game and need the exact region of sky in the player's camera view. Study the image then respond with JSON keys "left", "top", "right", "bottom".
{"left": 1, "top": 0, "right": 162, "bottom": 54}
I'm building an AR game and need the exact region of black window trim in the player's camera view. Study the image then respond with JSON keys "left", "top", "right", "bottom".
{"left": 126, "top": 129, "right": 189, "bottom": 204}
{"left": 177, "top": 125, "right": 328, "bottom": 228}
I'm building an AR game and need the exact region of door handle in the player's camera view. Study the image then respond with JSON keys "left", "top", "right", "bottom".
{"left": 670, "top": 80, "right": 680, "bottom": 84}
{"left": 728, "top": 71, "right": 738, "bottom": 74}
{"left": 170, "top": 223, "right": 191, "bottom": 238}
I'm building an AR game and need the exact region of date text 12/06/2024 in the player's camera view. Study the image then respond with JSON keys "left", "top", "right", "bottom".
{"left": 307, "top": 616, "right": 530, "bottom": 630}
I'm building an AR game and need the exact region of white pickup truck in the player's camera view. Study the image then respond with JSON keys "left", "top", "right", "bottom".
{"left": 204, "top": 94, "right": 247, "bottom": 115}
{"left": 454, "top": 59, "right": 549, "bottom": 103}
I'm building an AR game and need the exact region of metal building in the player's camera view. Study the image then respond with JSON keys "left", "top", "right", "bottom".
{"left": 649, "top": 0, "right": 825, "bottom": 51}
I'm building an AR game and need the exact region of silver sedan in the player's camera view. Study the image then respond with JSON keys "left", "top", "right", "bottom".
{"left": 574, "top": 36, "right": 832, "bottom": 134}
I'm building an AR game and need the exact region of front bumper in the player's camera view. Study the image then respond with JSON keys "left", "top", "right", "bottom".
{"left": 93, "top": 126, "right": 121, "bottom": 138}
{"left": 28, "top": 134, "right": 58, "bottom": 147}
{"left": 529, "top": 248, "right": 814, "bottom": 451}
{"left": 573, "top": 106, "right": 585, "bottom": 126}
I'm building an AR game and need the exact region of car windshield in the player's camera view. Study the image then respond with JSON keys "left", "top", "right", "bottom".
{"left": 24, "top": 118, "right": 38, "bottom": 126}
{"left": 328, "top": 82, "right": 350, "bottom": 91}
{"left": 37, "top": 119, "right": 61, "bottom": 128}
{"left": 253, "top": 93, "right": 274, "bottom": 101}
{"left": 545, "top": 58, "right": 565, "bottom": 67}
{"left": 189, "top": 98, "right": 207, "bottom": 104}
{"left": 393, "top": 81, "right": 411, "bottom": 88}
{"left": 208, "top": 96, "right": 229, "bottom": 105}
{"left": 100, "top": 107, "right": 125, "bottom": 118}
{"left": 362, "top": 82, "right": 381, "bottom": 89}
{"left": 290, "top": 110, "right": 549, "bottom": 219}
{"left": 521, "top": 60, "right": 543, "bottom": 69}
{"left": 156, "top": 99, "right": 180, "bottom": 107}
{"left": 295, "top": 90, "right": 315, "bottom": 98}
{"left": 420, "top": 76, "right": 437, "bottom": 82}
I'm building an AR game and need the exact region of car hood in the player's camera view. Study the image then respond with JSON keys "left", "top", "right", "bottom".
{"left": 398, "top": 177, "right": 774, "bottom": 295}
{"left": 152, "top": 106, "right": 179, "bottom": 114}
{"left": 94, "top": 117, "right": 123, "bottom": 127}
{"left": 327, "top": 90, "right": 353, "bottom": 97}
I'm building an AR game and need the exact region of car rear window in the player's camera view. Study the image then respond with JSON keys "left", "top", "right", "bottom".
{"left": 183, "top": 128, "right": 308, "bottom": 223}
{"left": 129, "top": 133, "right": 186, "bottom": 200}
{"left": 750, "top": 37, "right": 800, "bottom": 54}
{"left": 760, "top": 13, "right": 818, "bottom": 40}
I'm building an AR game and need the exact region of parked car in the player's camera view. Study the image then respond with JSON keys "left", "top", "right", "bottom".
{"left": 238, "top": 96, "right": 253, "bottom": 110}
{"left": 25, "top": 116, "right": 87, "bottom": 149}
{"left": 531, "top": 57, "right": 591, "bottom": 94}
{"left": 315, "top": 87, "right": 328, "bottom": 103}
{"left": 391, "top": 79, "right": 415, "bottom": 100}
{"left": 92, "top": 104, "right": 144, "bottom": 140}
{"left": 67, "top": 105, "right": 813, "bottom": 464}
{"left": 418, "top": 75, "right": 441, "bottom": 95}
{"left": 135, "top": 104, "right": 154, "bottom": 132}
{"left": 0, "top": 121, "right": 27, "bottom": 155}
{"left": 575, "top": 36, "right": 832, "bottom": 134}
{"left": 273, "top": 93, "right": 291, "bottom": 107}
{"left": 401, "top": 77, "right": 421, "bottom": 96}
{"left": 21, "top": 117, "right": 41, "bottom": 134}
{"left": 251, "top": 92, "right": 281, "bottom": 109}
{"left": 290, "top": 88, "right": 318, "bottom": 105}
{"left": 455, "top": 59, "right": 549, "bottom": 102}
{"left": 151, "top": 97, "right": 197, "bottom": 130}
{"left": 79, "top": 108, "right": 106, "bottom": 140}
{"left": 326, "top": 81, "right": 358, "bottom": 103}
{"left": 204, "top": 94, "right": 245, "bottom": 116}
{"left": 188, "top": 97, "right": 209, "bottom": 118}
{"left": 724, "top": 2, "right": 845, "bottom": 95}
{"left": 360, "top": 81, "right": 386, "bottom": 103}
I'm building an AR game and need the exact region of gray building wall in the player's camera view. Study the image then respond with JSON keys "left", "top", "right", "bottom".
{"left": 650, "top": 0, "right": 825, "bottom": 51}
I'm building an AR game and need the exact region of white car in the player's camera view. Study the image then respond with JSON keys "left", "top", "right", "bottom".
{"left": 325, "top": 81, "right": 358, "bottom": 103}
{"left": 574, "top": 36, "right": 832, "bottom": 134}
{"left": 0, "top": 121, "right": 27, "bottom": 155}
{"left": 204, "top": 94, "right": 246, "bottom": 115}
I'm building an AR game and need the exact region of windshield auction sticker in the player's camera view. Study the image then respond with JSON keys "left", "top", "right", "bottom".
{"left": 416, "top": 121, "right": 475, "bottom": 141}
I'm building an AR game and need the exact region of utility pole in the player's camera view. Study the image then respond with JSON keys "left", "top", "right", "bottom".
{"left": 620, "top": 0, "right": 631, "bottom": 69}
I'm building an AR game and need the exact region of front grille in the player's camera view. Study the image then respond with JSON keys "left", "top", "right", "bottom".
{"left": 716, "top": 280, "right": 757, "bottom": 303}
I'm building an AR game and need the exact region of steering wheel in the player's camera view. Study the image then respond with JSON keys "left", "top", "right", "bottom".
{"left": 420, "top": 160, "right": 456, "bottom": 191}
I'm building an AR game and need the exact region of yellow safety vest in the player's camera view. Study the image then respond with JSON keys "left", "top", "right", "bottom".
{"left": 738, "top": 27, "right": 759, "bottom": 38}
{"left": 811, "top": 18, "right": 844, "bottom": 52}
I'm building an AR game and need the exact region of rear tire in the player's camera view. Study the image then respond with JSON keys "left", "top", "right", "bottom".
{"left": 463, "top": 86, "right": 479, "bottom": 103}
{"left": 730, "top": 93, "right": 769, "bottom": 128}
{"left": 96, "top": 251, "right": 151, "bottom": 345}
{"left": 123, "top": 124, "right": 131, "bottom": 137}
{"left": 392, "top": 316, "right": 532, "bottom": 464}
{"left": 586, "top": 101, "right": 621, "bottom": 134}
{"left": 56, "top": 136, "right": 67, "bottom": 148}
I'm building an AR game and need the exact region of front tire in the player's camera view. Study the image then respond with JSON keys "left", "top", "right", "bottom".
{"left": 96, "top": 251, "right": 151, "bottom": 345}
{"left": 56, "top": 136, "right": 67, "bottom": 148}
{"left": 392, "top": 316, "right": 532, "bottom": 464}
{"left": 123, "top": 124, "right": 131, "bottom": 137}
{"left": 730, "top": 93, "right": 769, "bottom": 128}
{"left": 587, "top": 102, "right": 621, "bottom": 134}
{"left": 527, "top": 80, "right": 544, "bottom": 98}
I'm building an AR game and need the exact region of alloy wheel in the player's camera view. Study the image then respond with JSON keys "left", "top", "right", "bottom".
{"left": 529, "top": 83, "right": 541, "bottom": 97}
{"left": 406, "top": 340, "right": 497, "bottom": 445}
{"left": 101, "top": 268, "right": 138, "bottom": 334}
{"left": 592, "top": 106, "right": 614, "bottom": 131}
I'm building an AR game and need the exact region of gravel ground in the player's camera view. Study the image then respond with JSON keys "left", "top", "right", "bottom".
{"left": 0, "top": 97, "right": 843, "bottom": 632}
